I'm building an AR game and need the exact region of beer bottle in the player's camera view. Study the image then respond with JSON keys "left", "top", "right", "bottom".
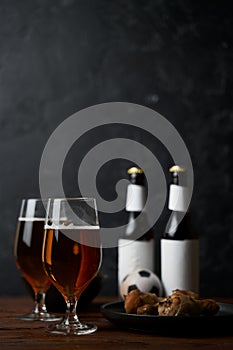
{"left": 118, "top": 166, "right": 155, "bottom": 289}
{"left": 161, "top": 165, "right": 199, "bottom": 296}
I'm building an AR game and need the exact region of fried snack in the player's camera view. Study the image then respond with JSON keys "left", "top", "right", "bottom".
{"left": 195, "top": 298, "right": 220, "bottom": 315}
{"left": 158, "top": 289, "right": 201, "bottom": 316}
{"left": 124, "top": 288, "right": 220, "bottom": 317}
{"left": 158, "top": 289, "right": 220, "bottom": 316}
{"left": 124, "top": 289, "right": 161, "bottom": 314}
{"left": 137, "top": 303, "right": 159, "bottom": 315}
{"left": 172, "top": 289, "right": 199, "bottom": 299}
{"left": 124, "top": 289, "right": 142, "bottom": 314}
{"left": 140, "top": 292, "right": 161, "bottom": 305}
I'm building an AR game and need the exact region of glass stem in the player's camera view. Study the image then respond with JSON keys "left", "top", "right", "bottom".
{"left": 64, "top": 296, "right": 79, "bottom": 326}
{"left": 33, "top": 293, "right": 39, "bottom": 314}
{"left": 40, "top": 292, "right": 48, "bottom": 314}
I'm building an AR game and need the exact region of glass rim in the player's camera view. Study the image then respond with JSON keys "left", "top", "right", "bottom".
{"left": 45, "top": 197, "right": 99, "bottom": 228}
{"left": 18, "top": 198, "right": 48, "bottom": 220}
{"left": 47, "top": 197, "right": 96, "bottom": 201}
{"left": 20, "top": 197, "right": 96, "bottom": 201}
{"left": 20, "top": 198, "right": 47, "bottom": 202}
{"left": 18, "top": 197, "right": 98, "bottom": 221}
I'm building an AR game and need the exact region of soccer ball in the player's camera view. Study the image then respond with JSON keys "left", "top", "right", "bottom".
{"left": 120, "top": 268, "right": 163, "bottom": 299}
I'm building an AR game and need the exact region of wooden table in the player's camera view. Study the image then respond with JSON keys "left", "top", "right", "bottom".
{"left": 0, "top": 296, "right": 233, "bottom": 350}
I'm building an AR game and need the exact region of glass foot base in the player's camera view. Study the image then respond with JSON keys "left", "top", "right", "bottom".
{"left": 17, "top": 312, "right": 62, "bottom": 322}
{"left": 46, "top": 321, "right": 97, "bottom": 335}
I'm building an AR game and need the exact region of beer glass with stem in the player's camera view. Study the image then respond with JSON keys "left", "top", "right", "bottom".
{"left": 14, "top": 199, "right": 62, "bottom": 321}
{"left": 42, "top": 197, "right": 102, "bottom": 335}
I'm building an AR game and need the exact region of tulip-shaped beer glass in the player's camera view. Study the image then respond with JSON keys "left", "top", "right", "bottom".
{"left": 14, "top": 199, "right": 61, "bottom": 321}
{"left": 42, "top": 198, "right": 102, "bottom": 335}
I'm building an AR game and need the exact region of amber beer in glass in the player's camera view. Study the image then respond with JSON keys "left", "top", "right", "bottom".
{"left": 14, "top": 199, "right": 61, "bottom": 321}
{"left": 15, "top": 219, "right": 51, "bottom": 293}
{"left": 43, "top": 227, "right": 101, "bottom": 300}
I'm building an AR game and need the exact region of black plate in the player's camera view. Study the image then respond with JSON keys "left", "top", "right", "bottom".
{"left": 101, "top": 301, "right": 233, "bottom": 336}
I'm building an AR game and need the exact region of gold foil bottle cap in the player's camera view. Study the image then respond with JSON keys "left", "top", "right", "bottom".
{"left": 169, "top": 165, "right": 186, "bottom": 173}
{"left": 127, "top": 166, "right": 144, "bottom": 175}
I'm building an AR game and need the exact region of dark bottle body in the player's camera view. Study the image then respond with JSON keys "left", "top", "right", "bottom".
{"left": 118, "top": 167, "right": 155, "bottom": 290}
{"left": 164, "top": 210, "right": 197, "bottom": 240}
{"left": 161, "top": 166, "right": 199, "bottom": 296}
{"left": 125, "top": 211, "right": 154, "bottom": 241}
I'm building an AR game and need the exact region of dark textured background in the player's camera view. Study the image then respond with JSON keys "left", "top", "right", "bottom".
{"left": 0, "top": 0, "right": 232, "bottom": 298}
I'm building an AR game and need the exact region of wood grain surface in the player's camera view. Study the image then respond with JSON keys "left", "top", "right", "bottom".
{"left": 0, "top": 296, "right": 233, "bottom": 350}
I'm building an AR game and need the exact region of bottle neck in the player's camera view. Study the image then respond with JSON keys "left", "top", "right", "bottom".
{"left": 127, "top": 211, "right": 140, "bottom": 220}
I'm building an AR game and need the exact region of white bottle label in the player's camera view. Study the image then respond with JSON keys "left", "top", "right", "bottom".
{"left": 168, "top": 184, "right": 189, "bottom": 212}
{"left": 126, "top": 184, "right": 146, "bottom": 212}
{"left": 118, "top": 238, "right": 154, "bottom": 288}
{"left": 161, "top": 239, "right": 199, "bottom": 296}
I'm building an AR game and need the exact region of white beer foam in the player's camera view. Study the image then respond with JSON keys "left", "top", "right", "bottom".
{"left": 44, "top": 224, "right": 99, "bottom": 230}
{"left": 18, "top": 217, "right": 45, "bottom": 221}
